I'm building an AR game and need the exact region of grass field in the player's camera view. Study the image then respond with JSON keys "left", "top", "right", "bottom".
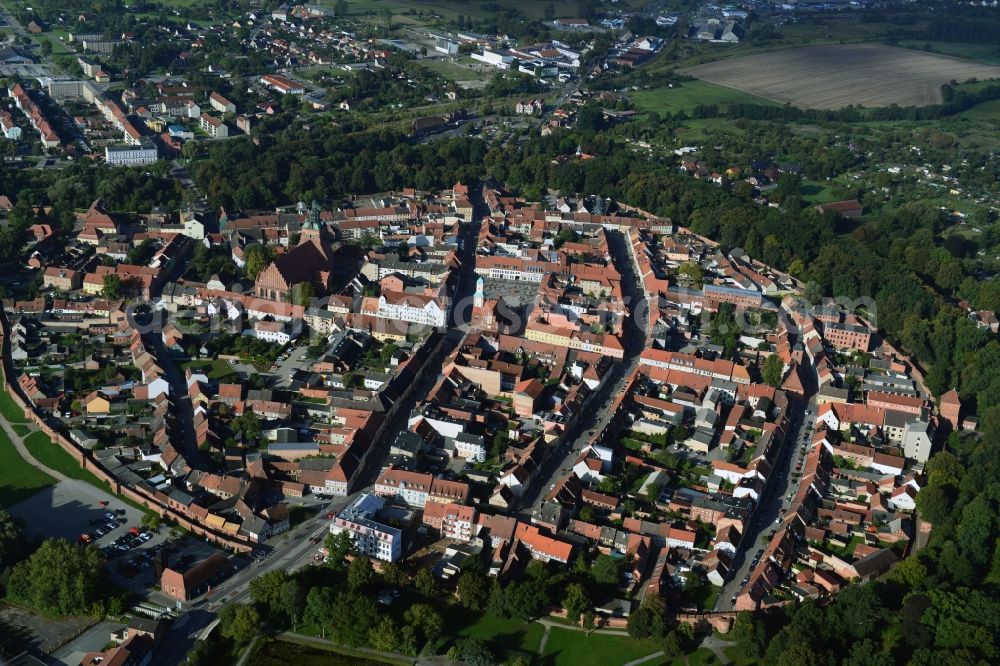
{"left": 897, "top": 40, "right": 1000, "bottom": 65}
{"left": 958, "top": 99, "right": 1000, "bottom": 121}
{"left": 0, "top": 427, "right": 55, "bottom": 508}
{"left": 453, "top": 612, "right": 544, "bottom": 662}
{"left": 539, "top": 627, "right": 664, "bottom": 666}
{"left": 683, "top": 43, "right": 1000, "bottom": 109}
{"left": 22, "top": 431, "right": 107, "bottom": 491}
{"left": 419, "top": 58, "right": 492, "bottom": 82}
{"left": 0, "top": 380, "right": 28, "bottom": 424}
{"left": 723, "top": 645, "right": 759, "bottom": 665}
{"left": 631, "top": 80, "right": 778, "bottom": 115}
{"left": 801, "top": 179, "right": 841, "bottom": 204}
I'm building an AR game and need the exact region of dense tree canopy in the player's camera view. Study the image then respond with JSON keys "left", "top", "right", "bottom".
{"left": 6, "top": 538, "right": 109, "bottom": 617}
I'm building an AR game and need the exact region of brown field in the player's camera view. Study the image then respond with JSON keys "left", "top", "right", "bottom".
{"left": 682, "top": 43, "right": 1000, "bottom": 109}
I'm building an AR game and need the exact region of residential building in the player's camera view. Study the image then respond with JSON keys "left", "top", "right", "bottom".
{"left": 200, "top": 113, "right": 229, "bottom": 138}
{"left": 329, "top": 493, "right": 403, "bottom": 562}
{"left": 105, "top": 141, "right": 158, "bottom": 166}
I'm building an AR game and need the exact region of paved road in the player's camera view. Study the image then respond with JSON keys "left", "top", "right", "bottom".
{"left": 713, "top": 395, "right": 817, "bottom": 610}
{"left": 517, "top": 229, "right": 649, "bottom": 515}
{"left": 142, "top": 327, "right": 204, "bottom": 470}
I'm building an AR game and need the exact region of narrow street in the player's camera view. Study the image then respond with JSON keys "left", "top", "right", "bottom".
{"left": 517, "top": 229, "right": 649, "bottom": 515}
{"left": 712, "top": 392, "right": 817, "bottom": 609}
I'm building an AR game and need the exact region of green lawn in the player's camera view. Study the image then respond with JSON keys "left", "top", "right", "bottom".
{"left": 11, "top": 424, "right": 29, "bottom": 436}
{"left": 724, "top": 645, "right": 760, "bottom": 665}
{"left": 183, "top": 358, "right": 237, "bottom": 381}
{"left": 800, "top": 179, "right": 843, "bottom": 204}
{"left": 22, "top": 431, "right": 107, "bottom": 491}
{"left": 433, "top": 604, "right": 544, "bottom": 662}
{"left": 540, "top": 627, "right": 664, "bottom": 666}
{"left": 0, "top": 427, "right": 55, "bottom": 508}
{"left": 958, "top": 99, "right": 1000, "bottom": 121}
{"left": 631, "top": 80, "right": 779, "bottom": 116}
{"left": 419, "top": 58, "right": 492, "bottom": 82}
{"left": 0, "top": 380, "right": 28, "bottom": 424}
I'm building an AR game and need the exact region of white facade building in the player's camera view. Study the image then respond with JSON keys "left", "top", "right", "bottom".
{"left": 105, "top": 143, "right": 158, "bottom": 166}
{"left": 375, "top": 293, "right": 446, "bottom": 327}
{"left": 329, "top": 493, "right": 402, "bottom": 562}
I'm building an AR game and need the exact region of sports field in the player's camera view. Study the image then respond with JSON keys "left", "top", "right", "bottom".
{"left": 683, "top": 43, "right": 1000, "bottom": 109}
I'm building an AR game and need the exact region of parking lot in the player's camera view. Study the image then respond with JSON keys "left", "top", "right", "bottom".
{"left": 9, "top": 478, "right": 148, "bottom": 544}
{"left": 7, "top": 478, "right": 227, "bottom": 595}
{"left": 106, "top": 529, "right": 226, "bottom": 597}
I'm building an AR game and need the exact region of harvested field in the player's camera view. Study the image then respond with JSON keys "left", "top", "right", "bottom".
{"left": 683, "top": 43, "right": 1000, "bottom": 109}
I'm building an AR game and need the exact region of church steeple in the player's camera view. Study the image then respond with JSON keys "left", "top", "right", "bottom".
{"left": 473, "top": 276, "right": 485, "bottom": 308}
{"left": 300, "top": 200, "right": 323, "bottom": 244}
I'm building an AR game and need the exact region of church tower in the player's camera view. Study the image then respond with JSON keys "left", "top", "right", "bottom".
{"left": 300, "top": 200, "right": 323, "bottom": 244}
{"left": 473, "top": 276, "right": 485, "bottom": 309}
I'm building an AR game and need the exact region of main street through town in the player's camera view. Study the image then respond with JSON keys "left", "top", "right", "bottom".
{"left": 517, "top": 229, "right": 649, "bottom": 516}
{"left": 712, "top": 375, "right": 820, "bottom": 609}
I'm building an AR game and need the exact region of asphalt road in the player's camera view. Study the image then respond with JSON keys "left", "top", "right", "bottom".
{"left": 713, "top": 393, "right": 818, "bottom": 610}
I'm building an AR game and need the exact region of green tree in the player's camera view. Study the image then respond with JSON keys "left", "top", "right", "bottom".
{"left": 102, "top": 274, "right": 123, "bottom": 299}
{"left": 243, "top": 244, "right": 269, "bottom": 281}
{"left": 5, "top": 539, "right": 107, "bottom": 617}
{"left": 303, "top": 586, "right": 336, "bottom": 638}
{"left": 330, "top": 591, "right": 380, "bottom": 646}
{"left": 0, "top": 509, "right": 25, "bottom": 571}
{"left": 368, "top": 616, "right": 400, "bottom": 652}
{"left": 232, "top": 408, "right": 262, "bottom": 446}
{"left": 591, "top": 554, "right": 622, "bottom": 586}
{"left": 219, "top": 603, "right": 261, "bottom": 647}
{"left": 293, "top": 281, "right": 313, "bottom": 306}
{"left": 140, "top": 513, "right": 162, "bottom": 531}
{"left": 279, "top": 579, "right": 305, "bottom": 629}
{"left": 414, "top": 567, "right": 438, "bottom": 597}
{"left": 627, "top": 598, "right": 667, "bottom": 640}
{"left": 403, "top": 603, "right": 443, "bottom": 652}
{"left": 661, "top": 631, "right": 684, "bottom": 658}
{"left": 347, "top": 555, "right": 376, "bottom": 591}
{"left": 731, "top": 611, "right": 767, "bottom": 659}
{"left": 249, "top": 569, "right": 290, "bottom": 618}
{"left": 459, "top": 636, "right": 494, "bottom": 666}
{"left": 457, "top": 571, "right": 491, "bottom": 611}
{"left": 323, "top": 530, "right": 354, "bottom": 572}
{"left": 563, "top": 583, "right": 591, "bottom": 623}
{"left": 762, "top": 354, "right": 784, "bottom": 388}
{"left": 379, "top": 561, "right": 408, "bottom": 587}
{"left": 677, "top": 261, "right": 704, "bottom": 287}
